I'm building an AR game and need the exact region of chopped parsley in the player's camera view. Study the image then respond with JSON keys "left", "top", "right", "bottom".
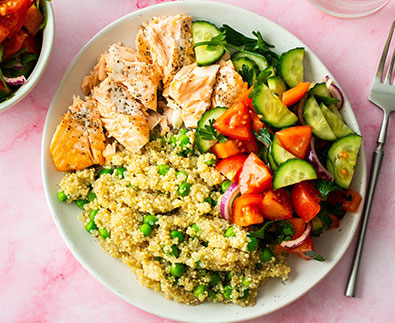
{"left": 197, "top": 119, "right": 227, "bottom": 143}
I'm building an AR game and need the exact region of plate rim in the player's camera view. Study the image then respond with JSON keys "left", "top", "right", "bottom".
{"left": 41, "top": 1, "right": 367, "bottom": 322}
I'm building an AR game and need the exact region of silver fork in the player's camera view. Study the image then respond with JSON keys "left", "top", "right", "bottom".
{"left": 345, "top": 20, "right": 395, "bottom": 297}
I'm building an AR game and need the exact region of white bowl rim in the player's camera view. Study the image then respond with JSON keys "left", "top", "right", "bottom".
{"left": 41, "top": 1, "right": 367, "bottom": 322}
{"left": 0, "top": 0, "right": 55, "bottom": 113}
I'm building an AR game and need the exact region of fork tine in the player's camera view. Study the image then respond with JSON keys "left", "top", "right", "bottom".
{"left": 388, "top": 33, "right": 395, "bottom": 84}
{"left": 376, "top": 20, "right": 395, "bottom": 81}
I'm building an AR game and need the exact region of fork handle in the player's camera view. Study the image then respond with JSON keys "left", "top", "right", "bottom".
{"left": 344, "top": 112, "right": 389, "bottom": 297}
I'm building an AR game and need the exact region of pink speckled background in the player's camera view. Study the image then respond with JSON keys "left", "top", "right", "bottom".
{"left": 1, "top": 0, "right": 395, "bottom": 322}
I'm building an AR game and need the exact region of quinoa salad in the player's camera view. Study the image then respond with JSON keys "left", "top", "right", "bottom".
{"left": 50, "top": 14, "right": 362, "bottom": 306}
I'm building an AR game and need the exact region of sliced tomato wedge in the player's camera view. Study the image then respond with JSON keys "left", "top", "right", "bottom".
{"left": 216, "top": 154, "right": 248, "bottom": 182}
{"left": 23, "top": 4, "right": 42, "bottom": 36}
{"left": 232, "top": 193, "right": 264, "bottom": 227}
{"left": 239, "top": 152, "right": 272, "bottom": 194}
{"left": 0, "top": 22, "right": 9, "bottom": 43}
{"left": 0, "top": 0, "right": 28, "bottom": 15}
{"left": 2, "top": 30, "right": 26, "bottom": 60}
{"left": 213, "top": 101, "right": 252, "bottom": 141}
{"left": 291, "top": 181, "right": 321, "bottom": 222}
{"left": 288, "top": 236, "right": 314, "bottom": 260}
{"left": 249, "top": 108, "right": 264, "bottom": 132}
{"left": 211, "top": 137, "right": 257, "bottom": 159}
{"left": 282, "top": 81, "right": 311, "bottom": 107}
{"left": 0, "top": 0, "right": 27, "bottom": 37}
{"left": 327, "top": 189, "right": 362, "bottom": 213}
{"left": 260, "top": 188, "right": 293, "bottom": 220}
{"left": 328, "top": 213, "right": 340, "bottom": 229}
{"left": 21, "top": 32, "right": 37, "bottom": 53}
{"left": 241, "top": 86, "right": 253, "bottom": 108}
{"left": 276, "top": 126, "right": 312, "bottom": 159}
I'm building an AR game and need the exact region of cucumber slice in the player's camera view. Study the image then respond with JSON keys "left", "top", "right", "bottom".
{"left": 278, "top": 47, "right": 305, "bottom": 88}
{"left": 304, "top": 96, "right": 337, "bottom": 141}
{"left": 273, "top": 159, "right": 317, "bottom": 189}
{"left": 320, "top": 103, "right": 354, "bottom": 139}
{"left": 252, "top": 84, "right": 298, "bottom": 128}
{"left": 232, "top": 57, "right": 259, "bottom": 85}
{"left": 326, "top": 134, "right": 362, "bottom": 189}
{"left": 267, "top": 76, "right": 287, "bottom": 97}
{"left": 195, "top": 107, "right": 227, "bottom": 153}
{"left": 231, "top": 51, "right": 268, "bottom": 71}
{"left": 192, "top": 21, "right": 225, "bottom": 66}
{"left": 272, "top": 135, "right": 296, "bottom": 165}
{"left": 268, "top": 144, "right": 279, "bottom": 172}
{"left": 311, "top": 216, "right": 323, "bottom": 237}
{"left": 263, "top": 65, "right": 276, "bottom": 78}
{"left": 309, "top": 82, "right": 331, "bottom": 97}
{"left": 328, "top": 104, "right": 343, "bottom": 119}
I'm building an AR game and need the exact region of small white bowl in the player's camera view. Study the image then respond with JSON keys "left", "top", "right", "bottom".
{"left": 0, "top": 1, "right": 54, "bottom": 113}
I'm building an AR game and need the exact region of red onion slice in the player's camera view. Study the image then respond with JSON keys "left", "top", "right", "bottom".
{"left": 324, "top": 75, "right": 344, "bottom": 110}
{"left": 4, "top": 75, "right": 26, "bottom": 86}
{"left": 281, "top": 222, "right": 312, "bottom": 248}
{"left": 220, "top": 183, "right": 240, "bottom": 221}
{"left": 307, "top": 137, "right": 333, "bottom": 181}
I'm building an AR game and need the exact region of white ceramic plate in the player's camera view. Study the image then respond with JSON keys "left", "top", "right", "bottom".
{"left": 42, "top": 2, "right": 367, "bottom": 322}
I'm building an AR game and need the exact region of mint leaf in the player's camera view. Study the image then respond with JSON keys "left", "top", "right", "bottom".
{"left": 315, "top": 180, "right": 342, "bottom": 201}
{"left": 304, "top": 251, "right": 325, "bottom": 262}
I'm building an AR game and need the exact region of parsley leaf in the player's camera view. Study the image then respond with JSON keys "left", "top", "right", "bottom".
{"left": 326, "top": 202, "right": 346, "bottom": 217}
{"left": 249, "top": 220, "right": 276, "bottom": 239}
{"left": 275, "top": 220, "right": 296, "bottom": 244}
{"left": 253, "top": 127, "right": 272, "bottom": 146}
{"left": 194, "top": 30, "right": 239, "bottom": 54}
{"left": 317, "top": 209, "right": 332, "bottom": 230}
{"left": 315, "top": 180, "right": 342, "bottom": 201}
{"left": 239, "top": 64, "right": 255, "bottom": 87}
{"left": 221, "top": 24, "right": 255, "bottom": 46}
{"left": 198, "top": 119, "right": 227, "bottom": 143}
{"left": 304, "top": 251, "right": 325, "bottom": 262}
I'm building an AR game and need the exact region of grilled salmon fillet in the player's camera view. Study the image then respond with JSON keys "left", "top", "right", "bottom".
{"left": 93, "top": 77, "right": 150, "bottom": 153}
{"left": 135, "top": 14, "right": 195, "bottom": 85}
{"left": 163, "top": 62, "right": 219, "bottom": 128}
{"left": 211, "top": 60, "right": 248, "bottom": 108}
{"left": 49, "top": 97, "right": 106, "bottom": 171}
{"left": 82, "top": 43, "right": 161, "bottom": 111}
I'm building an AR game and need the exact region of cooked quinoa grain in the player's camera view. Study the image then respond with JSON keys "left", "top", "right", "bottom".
{"left": 58, "top": 131, "right": 290, "bottom": 306}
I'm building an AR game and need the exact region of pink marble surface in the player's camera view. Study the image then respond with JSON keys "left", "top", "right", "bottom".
{"left": 1, "top": 0, "right": 394, "bottom": 322}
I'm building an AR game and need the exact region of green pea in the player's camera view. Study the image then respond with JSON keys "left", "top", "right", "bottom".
{"left": 176, "top": 170, "right": 188, "bottom": 178}
{"left": 158, "top": 164, "right": 170, "bottom": 175}
{"left": 159, "top": 136, "right": 166, "bottom": 144}
{"left": 87, "top": 190, "right": 96, "bottom": 202}
{"left": 167, "top": 245, "right": 179, "bottom": 258}
{"left": 261, "top": 247, "right": 273, "bottom": 262}
{"left": 170, "top": 230, "right": 184, "bottom": 243}
{"left": 191, "top": 223, "right": 200, "bottom": 232}
{"left": 209, "top": 273, "right": 221, "bottom": 287}
{"left": 170, "top": 263, "right": 185, "bottom": 277}
{"left": 178, "top": 182, "right": 191, "bottom": 196}
{"left": 179, "top": 128, "right": 188, "bottom": 135}
{"left": 225, "top": 227, "right": 236, "bottom": 238}
{"left": 204, "top": 197, "right": 214, "bottom": 206}
{"left": 238, "top": 289, "right": 250, "bottom": 300}
{"left": 221, "top": 180, "right": 233, "bottom": 193}
{"left": 140, "top": 223, "right": 152, "bottom": 237}
{"left": 85, "top": 220, "right": 97, "bottom": 233}
{"left": 143, "top": 214, "right": 158, "bottom": 227}
{"left": 205, "top": 159, "right": 216, "bottom": 166}
{"left": 115, "top": 166, "right": 126, "bottom": 178}
{"left": 98, "top": 168, "right": 113, "bottom": 177}
{"left": 184, "top": 148, "right": 194, "bottom": 156}
{"left": 90, "top": 209, "right": 99, "bottom": 220}
{"left": 193, "top": 284, "right": 208, "bottom": 299}
{"left": 247, "top": 237, "right": 258, "bottom": 252}
{"left": 178, "top": 134, "right": 190, "bottom": 147}
{"left": 223, "top": 285, "right": 233, "bottom": 299}
{"left": 169, "top": 135, "right": 177, "bottom": 145}
{"left": 75, "top": 199, "right": 88, "bottom": 210}
{"left": 99, "top": 228, "right": 110, "bottom": 240}
{"left": 57, "top": 191, "right": 67, "bottom": 202}
{"left": 208, "top": 289, "right": 217, "bottom": 300}
{"left": 242, "top": 276, "right": 250, "bottom": 287}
